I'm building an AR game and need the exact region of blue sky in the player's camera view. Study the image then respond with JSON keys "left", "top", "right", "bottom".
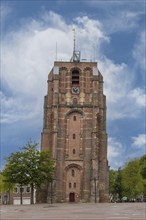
{"left": 1, "top": 0, "right": 146, "bottom": 169}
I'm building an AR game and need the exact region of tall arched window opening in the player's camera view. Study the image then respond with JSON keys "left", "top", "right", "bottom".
{"left": 72, "top": 169, "right": 75, "bottom": 177}
{"left": 72, "top": 70, "right": 79, "bottom": 85}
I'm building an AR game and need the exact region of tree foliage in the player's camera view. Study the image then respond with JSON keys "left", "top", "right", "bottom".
{"left": 122, "top": 159, "right": 143, "bottom": 199}
{"left": 109, "top": 155, "right": 146, "bottom": 202}
{"left": 0, "top": 173, "right": 15, "bottom": 192}
{"left": 2, "top": 141, "right": 55, "bottom": 204}
{"left": 139, "top": 155, "right": 146, "bottom": 179}
{"left": 109, "top": 168, "right": 123, "bottom": 201}
{"left": 114, "top": 168, "right": 123, "bottom": 200}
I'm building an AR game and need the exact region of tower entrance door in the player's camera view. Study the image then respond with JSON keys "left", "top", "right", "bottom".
{"left": 69, "top": 192, "right": 75, "bottom": 202}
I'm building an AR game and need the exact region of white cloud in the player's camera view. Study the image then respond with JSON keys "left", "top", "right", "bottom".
{"left": 73, "top": 15, "right": 110, "bottom": 60}
{"left": 98, "top": 57, "right": 145, "bottom": 120}
{"left": 129, "top": 88, "right": 146, "bottom": 107}
{"left": 99, "top": 57, "right": 129, "bottom": 104}
{"left": 132, "top": 134, "right": 146, "bottom": 149}
{"left": 86, "top": 1, "right": 144, "bottom": 34}
{"left": 41, "top": 10, "right": 68, "bottom": 31}
{"left": 0, "top": 91, "right": 39, "bottom": 124}
{"left": 108, "top": 137, "right": 126, "bottom": 169}
{"left": 1, "top": 10, "right": 145, "bottom": 126}
{"left": 75, "top": 16, "right": 109, "bottom": 42}
{"left": 104, "top": 11, "right": 143, "bottom": 34}
{"left": 1, "top": 11, "right": 108, "bottom": 124}
{"left": 133, "top": 31, "right": 146, "bottom": 71}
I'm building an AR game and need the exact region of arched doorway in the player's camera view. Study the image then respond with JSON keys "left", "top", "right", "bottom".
{"left": 69, "top": 192, "right": 75, "bottom": 202}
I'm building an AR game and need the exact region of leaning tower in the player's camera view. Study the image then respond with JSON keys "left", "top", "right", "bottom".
{"left": 40, "top": 48, "right": 109, "bottom": 203}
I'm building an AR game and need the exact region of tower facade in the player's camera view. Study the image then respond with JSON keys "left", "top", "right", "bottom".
{"left": 41, "top": 59, "right": 109, "bottom": 203}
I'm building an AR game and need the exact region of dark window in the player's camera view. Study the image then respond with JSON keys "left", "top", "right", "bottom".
{"left": 72, "top": 169, "right": 75, "bottom": 177}
{"left": 73, "top": 116, "right": 76, "bottom": 121}
{"left": 26, "top": 187, "right": 30, "bottom": 192}
{"left": 73, "top": 134, "right": 76, "bottom": 139}
{"left": 72, "top": 70, "right": 79, "bottom": 85}
{"left": 73, "top": 149, "right": 76, "bottom": 154}
{"left": 74, "top": 183, "right": 76, "bottom": 188}
{"left": 20, "top": 187, "right": 24, "bottom": 193}
{"left": 69, "top": 183, "right": 71, "bottom": 188}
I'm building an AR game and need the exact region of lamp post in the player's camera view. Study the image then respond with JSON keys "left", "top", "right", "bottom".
{"left": 20, "top": 184, "right": 23, "bottom": 205}
{"left": 94, "top": 177, "right": 97, "bottom": 203}
{"left": 50, "top": 180, "right": 53, "bottom": 204}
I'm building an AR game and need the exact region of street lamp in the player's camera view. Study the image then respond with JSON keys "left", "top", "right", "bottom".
{"left": 50, "top": 180, "right": 53, "bottom": 204}
{"left": 94, "top": 177, "right": 97, "bottom": 203}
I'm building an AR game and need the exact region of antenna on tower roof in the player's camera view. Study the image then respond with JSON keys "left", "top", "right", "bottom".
{"left": 73, "top": 28, "right": 76, "bottom": 52}
{"left": 70, "top": 28, "right": 81, "bottom": 63}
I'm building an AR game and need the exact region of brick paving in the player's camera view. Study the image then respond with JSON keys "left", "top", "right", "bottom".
{"left": 0, "top": 203, "right": 145, "bottom": 220}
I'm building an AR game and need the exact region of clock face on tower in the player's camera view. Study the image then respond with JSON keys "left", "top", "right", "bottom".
{"left": 72, "top": 87, "right": 80, "bottom": 94}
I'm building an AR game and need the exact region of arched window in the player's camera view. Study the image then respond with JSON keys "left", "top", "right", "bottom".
{"left": 73, "top": 134, "right": 76, "bottom": 139}
{"left": 73, "top": 149, "right": 76, "bottom": 154}
{"left": 72, "top": 70, "right": 79, "bottom": 85}
{"left": 73, "top": 116, "right": 76, "bottom": 121}
{"left": 69, "top": 183, "right": 71, "bottom": 188}
{"left": 71, "top": 169, "right": 75, "bottom": 177}
{"left": 74, "top": 182, "right": 76, "bottom": 188}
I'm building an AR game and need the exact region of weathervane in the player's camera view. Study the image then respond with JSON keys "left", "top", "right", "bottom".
{"left": 70, "top": 28, "right": 81, "bottom": 62}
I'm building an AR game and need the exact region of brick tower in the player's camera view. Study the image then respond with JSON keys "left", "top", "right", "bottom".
{"left": 40, "top": 49, "right": 109, "bottom": 203}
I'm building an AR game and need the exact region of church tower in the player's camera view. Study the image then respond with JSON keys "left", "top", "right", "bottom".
{"left": 40, "top": 47, "right": 109, "bottom": 203}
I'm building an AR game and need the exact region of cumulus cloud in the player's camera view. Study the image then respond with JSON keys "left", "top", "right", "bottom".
{"left": 98, "top": 57, "right": 145, "bottom": 120}
{"left": 108, "top": 137, "right": 126, "bottom": 169}
{"left": 129, "top": 88, "right": 146, "bottom": 107}
{"left": 86, "top": 1, "right": 144, "bottom": 34}
{"left": 71, "top": 15, "right": 110, "bottom": 60}
{"left": 104, "top": 11, "right": 143, "bottom": 34}
{"left": 133, "top": 31, "right": 146, "bottom": 71}
{"left": 132, "top": 134, "right": 146, "bottom": 149}
{"left": 1, "top": 10, "right": 145, "bottom": 126}
{"left": 1, "top": 11, "right": 108, "bottom": 124}
{"left": 0, "top": 91, "right": 40, "bottom": 124}
{"left": 41, "top": 10, "right": 68, "bottom": 31}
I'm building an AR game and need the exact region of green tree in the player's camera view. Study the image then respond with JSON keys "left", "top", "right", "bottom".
{"left": 139, "top": 155, "right": 146, "bottom": 198}
{"left": 3, "top": 141, "right": 55, "bottom": 204}
{"left": 114, "top": 167, "right": 123, "bottom": 201}
{"left": 22, "top": 143, "right": 55, "bottom": 204}
{"left": 109, "top": 169, "right": 118, "bottom": 201}
{"left": 139, "top": 155, "right": 146, "bottom": 179}
{"left": 3, "top": 150, "right": 29, "bottom": 204}
{"left": 122, "top": 159, "right": 143, "bottom": 200}
{"left": 0, "top": 173, "right": 15, "bottom": 204}
{"left": 109, "top": 156, "right": 146, "bottom": 202}
{"left": 109, "top": 168, "right": 124, "bottom": 201}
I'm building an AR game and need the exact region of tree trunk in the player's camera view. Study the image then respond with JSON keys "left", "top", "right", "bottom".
{"left": 20, "top": 184, "right": 23, "bottom": 205}
{"left": 30, "top": 183, "right": 34, "bottom": 204}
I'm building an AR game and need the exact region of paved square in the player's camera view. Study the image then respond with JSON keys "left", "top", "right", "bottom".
{"left": 0, "top": 203, "right": 145, "bottom": 220}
